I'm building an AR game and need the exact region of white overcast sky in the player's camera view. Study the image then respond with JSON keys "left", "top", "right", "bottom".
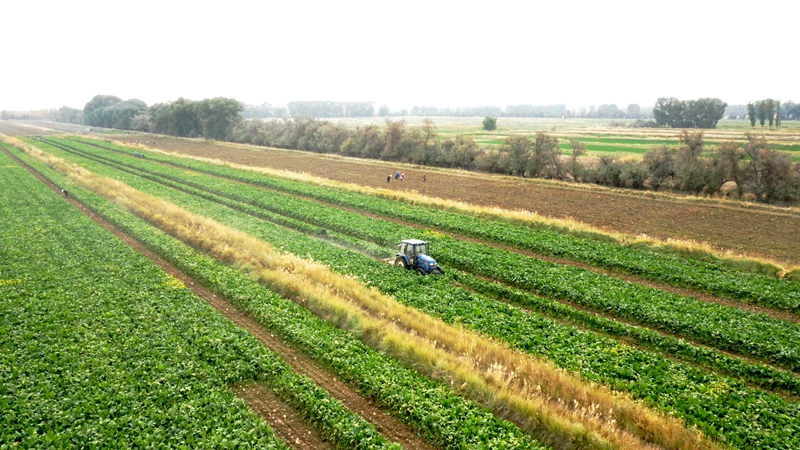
{"left": 2, "top": 0, "right": 797, "bottom": 112}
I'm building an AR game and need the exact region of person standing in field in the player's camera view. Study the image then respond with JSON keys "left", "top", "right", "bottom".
{"left": 423, "top": 173, "right": 427, "bottom": 182}
{"left": 387, "top": 175, "right": 391, "bottom": 183}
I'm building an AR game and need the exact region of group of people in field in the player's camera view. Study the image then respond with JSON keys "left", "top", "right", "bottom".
{"left": 387, "top": 172, "right": 426, "bottom": 183}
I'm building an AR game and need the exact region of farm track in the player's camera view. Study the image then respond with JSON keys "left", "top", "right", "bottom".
{"left": 131, "top": 135, "right": 800, "bottom": 265}
{"left": 232, "top": 384, "right": 332, "bottom": 450}
{"left": 38, "top": 138, "right": 800, "bottom": 396}
{"left": 1, "top": 145, "right": 436, "bottom": 450}
{"left": 55, "top": 138, "right": 798, "bottom": 321}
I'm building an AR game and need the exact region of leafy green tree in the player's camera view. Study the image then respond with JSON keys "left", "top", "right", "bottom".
{"left": 287, "top": 101, "right": 374, "bottom": 118}
{"left": 765, "top": 98, "right": 775, "bottom": 127}
{"left": 482, "top": 116, "right": 497, "bottom": 131}
{"left": 596, "top": 104, "right": 625, "bottom": 119}
{"left": 747, "top": 102, "right": 757, "bottom": 127}
{"left": 531, "top": 132, "right": 562, "bottom": 179}
{"left": 474, "top": 150, "right": 503, "bottom": 173}
{"left": 709, "top": 141, "right": 746, "bottom": 197}
{"left": 685, "top": 98, "right": 727, "bottom": 128}
{"left": 674, "top": 131, "right": 709, "bottom": 194}
{"left": 742, "top": 134, "right": 799, "bottom": 202}
{"left": 341, "top": 125, "right": 384, "bottom": 159}
{"left": 626, "top": 104, "right": 641, "bottom": 118}
{"left": 83, "top": 97, "right": 147, "bottom": 129}
{"left": 643, "top": 145, "right": 675, "bottom": 191}
{"left": 653, "top": 97, "right": 683, "bottom": 127}
{"left": 132, "top": 114, "right": 150, "bottom": 132}
{"left": 83, "top": 95, "right": 122, "bottom": 118}
{"left": 621, "top": 162, "right": 649, "bottom": 189}
{"left": 56, "top": 106, "right": 83, "bottom": 124}
{"left": 196, "top": 97, "right": 243, "bottom": 140}
{"left": 498, "top": 135, "right": 532, "bottom": 176}
{"left": 653, "top": 97, "right": 726, "bottom": 128}
{"left": 757, "top": 100, "right": 767, "bottom": 127}
{"left": 567, "top": 138, "right": 586, "bottom": 181}
{"left": 381, "top": 120, "right": 406, "bottom": 160}
{"left": 412, "top": 118, "right": 440, "bottom": 164}
{"left": 591, "top": 156, "right": 624, "bottom": 187}
{"left": 440, "top": 135, "right": 479, "bottom": 169}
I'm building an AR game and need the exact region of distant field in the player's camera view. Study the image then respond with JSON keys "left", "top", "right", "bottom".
{"left": 4, "top": 117, "right": 798, "bottom": 161}
{"left": 328, "top": 117, "right": 800, "bottom": 161}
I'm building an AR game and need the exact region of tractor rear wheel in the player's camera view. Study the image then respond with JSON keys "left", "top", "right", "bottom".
{"left": 395, "top": 258, "right": 407, "bottom": 269}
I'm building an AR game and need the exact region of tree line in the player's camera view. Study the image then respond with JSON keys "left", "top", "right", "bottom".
{"left": 10, "top": 97, "right": 800, "bottom": 125}
{"left": 652, "top": 98, "right": 728, "bottom": 128}
{"left": 1, "top": 106, "right": 83, "bottom": 123}
{"left": 231, "top": 117, "right": 800, "bottom": 203}
{"left": 14, "top": 94, "right": 800, "bottom": 203}
{"left": 399, "top": 104, "right": 647, "bottom": 119}
{"left": 82, "top": 95, "right": 243, "bottom": 140}
{"left": 744, "top": 99, "right": 800, "bottom": 128}
{"left": 241, "top": 102, "right": 289, "bottom": 119}
{"left": 287, "top": 101, "right": 375, "bottom": 118}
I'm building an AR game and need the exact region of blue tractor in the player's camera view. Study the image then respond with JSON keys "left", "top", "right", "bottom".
{"left": 394, "top": 239, "right": 444, "bottom": 275}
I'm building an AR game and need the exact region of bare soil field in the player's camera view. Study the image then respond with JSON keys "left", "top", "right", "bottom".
{"left": 125, "top": 135, "right": 800, "bottom": 265}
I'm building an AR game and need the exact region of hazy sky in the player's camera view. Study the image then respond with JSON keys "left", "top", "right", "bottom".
{"left": 3, "top": 0, "right": 796, "bottom": 112}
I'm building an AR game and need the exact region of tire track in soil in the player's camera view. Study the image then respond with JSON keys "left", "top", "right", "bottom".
{"left": 2, "top": 145, "right": 437, "bottom": 450}
{"left": 232, "top": 384, "right": 332, "bottom": 450}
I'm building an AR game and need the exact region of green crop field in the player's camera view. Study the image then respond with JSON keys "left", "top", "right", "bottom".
{"left": 3, "top": 132, "right": 800, "bottom": 449}
{"left": 327, "top": 116, "right": 800, "bottom": 161}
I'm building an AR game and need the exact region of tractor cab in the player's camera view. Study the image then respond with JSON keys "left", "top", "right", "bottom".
{"left": 394, "top": 239, "right": 443, "bottom": 275}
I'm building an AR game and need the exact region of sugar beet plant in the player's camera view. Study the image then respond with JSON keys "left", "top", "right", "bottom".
{"left": 0, "top": 151, "right": 286, "bottom": 448}
{"left": 66, "top": 136, "right": 800, "bottom": 311}
{"left": 0, "top": 147, "right": 402, "bottom": 450}
{"left": 43, "top": 138, "right": 800, "bottom": 373}
{"left": 6, "top": 145, "right": 547, "bottom": 449}
{"left": 20, "top": 140, "right": 800, "bottom": 449}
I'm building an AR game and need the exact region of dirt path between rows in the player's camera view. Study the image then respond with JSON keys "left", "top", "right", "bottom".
{"left": 232, "top": 384, "right": 332, "bottom": 450}
{"left": 3, "top": 145, "right": 436, "bottom": 450}
{"left": 135, "top": 135, "right": 800, "bottom": 266}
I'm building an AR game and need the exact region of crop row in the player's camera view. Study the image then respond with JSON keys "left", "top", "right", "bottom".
{"left": 68, "top": 136, "right": 800, "bottom": 311}
{"left": 0, "top": 149, "right": 397, "bottom": 449}
{"left": 9, "top": 144, "right": 548, "bottom": 449}
{"left": 46, "top": 138, "right": 800, "bottom": 374}
{"left": 23, "top": 141, "right": 800, "bottom": 448}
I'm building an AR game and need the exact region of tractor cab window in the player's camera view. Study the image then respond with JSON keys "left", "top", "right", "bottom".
{"left": 416, "top": 243, "right": 429, "bottom": 256}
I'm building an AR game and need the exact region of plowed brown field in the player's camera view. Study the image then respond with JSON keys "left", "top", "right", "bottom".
{"left": 139, "top": 136, "right": 800, "bottom": 265}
